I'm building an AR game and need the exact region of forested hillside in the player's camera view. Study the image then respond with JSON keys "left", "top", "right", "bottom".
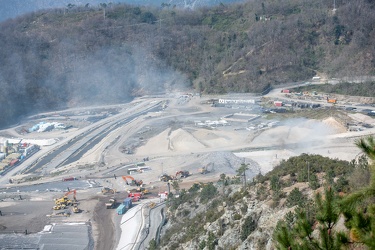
{"left": 0, "top": 0, "right": 374, "bottom": 128}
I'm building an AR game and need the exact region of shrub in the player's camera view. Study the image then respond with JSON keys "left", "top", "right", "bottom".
{"left": 200, "top": 183, "right": 218, "bottom": 203}
{"left": 241, "top": 215, "right": 258, "bottom": 240}
{"left": 286, "top": 188, "right": 307, "bottom": 208}
{"left": 233, "top": 213, "right": 242, "bottom": 220}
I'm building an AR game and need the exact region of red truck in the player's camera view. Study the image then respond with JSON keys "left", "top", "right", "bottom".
{"left": 128, "top": 192, "right": 143, "bottom": 201}
{"left": 9, "top": 159, "right": 19, "bottom": 166}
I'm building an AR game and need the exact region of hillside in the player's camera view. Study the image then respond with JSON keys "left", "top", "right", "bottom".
{"left": 156, "top": 153, "right": 373, "bottom": 249}
{"left": 0, "top": 0, "right": 374, "bottom": 128}
{"left": 0, "top": 0, "right": 243, "bottom": 22}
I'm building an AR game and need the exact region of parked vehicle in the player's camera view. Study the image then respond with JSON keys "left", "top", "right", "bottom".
{"left": 123, "top": 197, "right": 132, "bottom": 209}
{"left": 105, "top": 198, "right": 117, "bottom": 209}
{"left": 327, "top": 99, "right": 337, "bottom": 104}
{"left": 116, "top": 204, "right": 126, "bottom": 215}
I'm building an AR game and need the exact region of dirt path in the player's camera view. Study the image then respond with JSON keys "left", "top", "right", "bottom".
{"left": 93, "top": 192, "right": 130, "bottom": 250}
{"left": 93, "top": 196, "right": 116, "bottom": 250}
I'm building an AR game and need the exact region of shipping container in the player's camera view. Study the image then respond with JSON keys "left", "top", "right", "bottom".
{"left": 281, "top": 89, "right": 290, "bottom": 93}
{"left": 123, "top": 197, "right": 132, "bottom": 209}
{"left": 116, "top": 204, "right": 127, "bottom": 215}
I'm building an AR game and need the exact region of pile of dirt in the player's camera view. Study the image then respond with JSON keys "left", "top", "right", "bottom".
{"left": 322, "top": 117, "right": 347, "bottom": 133}
{"left": 349, "top": 113, "right": 375, "bottom": 125}
{"left": 169, "top": 128, "right": 206, "bottom": 151}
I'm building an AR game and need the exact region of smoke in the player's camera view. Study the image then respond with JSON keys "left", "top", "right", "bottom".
{"left": 0, "top": 39, "right": 189, "bottom": 128}
{"left": 252, "top": 118, "right": 336, "bottom": 152}
{"left": 63, "top": 45, "right": 189, "bottom": 107}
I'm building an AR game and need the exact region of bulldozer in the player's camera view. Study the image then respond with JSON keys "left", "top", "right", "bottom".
{"left": 101, "top": 187, "right": 116, "bottom": 195}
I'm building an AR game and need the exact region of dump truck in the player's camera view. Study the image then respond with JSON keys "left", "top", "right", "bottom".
{"left": 105, "top": 198, "right": 117, "bottom": 209}
{"left": 123, "top": 197, "right": 132, "bottom": 209}
{"left": 327, "top": 98, "right": 337, "bottom": 104}
{"left": 159, "top": 174, "right": 174, "bottom": 182}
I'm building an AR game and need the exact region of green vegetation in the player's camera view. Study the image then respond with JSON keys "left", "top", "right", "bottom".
{"left": 274, "top": 136, "right": 375, "bottom": 249}
{"left": 241, "top": 214, "right": 259, "bottom": 241}
{"left": 159, "top": 136, "right": 375, "bottom": 249}
{"left": 292, "top": 82, "right": 375, "bottom": 98}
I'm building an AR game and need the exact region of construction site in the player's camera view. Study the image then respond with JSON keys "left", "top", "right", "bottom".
{"left": 0, "top": 85, "right": 375, "bottom": 249}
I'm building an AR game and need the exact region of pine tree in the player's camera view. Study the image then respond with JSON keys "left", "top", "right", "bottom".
{"left": 236, "top": 163, "right": 249, "bottom": 187}
{"left": 339, "top": 136, "right": 375, "bottom": 248}
{"left": 274, "top": 187, "right": 344, "bottom": 250}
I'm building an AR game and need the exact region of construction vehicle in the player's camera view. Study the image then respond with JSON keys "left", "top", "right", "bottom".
{"left": 137, "top": 187, "right": 150, "bottom": 195}
{"left": 128, "top": 186, "right": 150, "bottom": 195}
{"left": 53, "top": 204, "right": 67, "bottom": 210}
{"left": 105, "top": 198, "right": 117, "bottom": 209}
{"left": 73, "top": 205, "right": 80, "bottom": 213}
{"left": 159, "top": 174, "right": 174, "bottom": 182}
{"left": 327, "top": 98, "right": 337, "bottom": 104}
{"left": 198, "top": 163, "right": 214, "bottom": 174}
{"left": 175, "top": 170, "right": 190, "bottom": 179}
{"left": 54, "top": 189, "right": 78, "bottom": 207}
{"left": 128, "top": 192, "right": 143, "bottom": 201}
{"left": 121, "top": 175, "right": 143, "bottom": 186}
{"left": 102, "top": 187, "right": 115, "bottom": 194}
{"left": 198, "top": 166, "right": 209, "bottom": 174}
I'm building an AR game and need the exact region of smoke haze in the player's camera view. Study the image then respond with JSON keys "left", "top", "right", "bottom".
{"left": 0, "top": 39, "right": 189, "bottom": 128}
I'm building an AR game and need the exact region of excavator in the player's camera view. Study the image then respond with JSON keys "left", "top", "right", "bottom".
{"left": 121, "top": 175, "right": 143, "bottom": 186}
{"left": 175, "top": 170, "right": 190, "bottom": 179}
{"left": 53, "top": 189, "right": 78, "bottom": 210}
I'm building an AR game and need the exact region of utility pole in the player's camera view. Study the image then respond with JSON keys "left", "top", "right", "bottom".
{"left": 307, "top": 161, "right": 310, "bottom": 183}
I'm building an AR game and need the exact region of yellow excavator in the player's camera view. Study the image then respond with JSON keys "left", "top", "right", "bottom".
{"left": 53, "top": 190, "right": 78, "bottom": 210}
